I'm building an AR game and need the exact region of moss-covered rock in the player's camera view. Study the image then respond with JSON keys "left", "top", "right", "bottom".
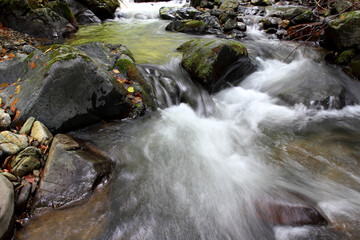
{"left": 177, "top": 39, "right": 255, "bottom": 93}
{"left": 0, "top": 42, "right": 156, "bottom": 132}
{"left": 165, "top": 20, "right": 208, "bottom": 34}
{"left": 321, "top": 11, "right": 360, "bottom": 50}
{"left": 0, "top": 0, "right": 78, "bottom": 39}
{"left": 77, "top": 0, "right": 120, "bottom": 20}
{"left": 336, "top": 49, "right": 356, "bottom": 65}
{"left": 159, "top": 6, "right": 201, "bottom": 20}
{"left": 219, "top": 0, "right": 239, "bottom": 11}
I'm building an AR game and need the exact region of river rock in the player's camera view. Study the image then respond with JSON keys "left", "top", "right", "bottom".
{"left": 332, "top": 0, "right": 354, "bottom": 14}
{"left": 166, "top": 20, "right": 208, "bottom": 33}
{"left": 0, "top": 175, "right": 14, "bottom": 240}
{"left": 321, "top": 11, "right": 360, "bottom": 50}
{"left": 0, "top": 42, "right": 155, "bottom": 132}
{"left": 0, "top": 0, "right": 78, "bottom": 39}
{"left": 30, "top": 121, "right": 53, "bottom": 146}
{"left": 224, "top": 19, "right": 238, "bottom": 31}
{"left": 77, "top": 9, "right": 101, "bottom": 24}
{"left": 177, "top": 39, "right": 255, "bottom": 93}
{"left": 0, "top": 109, "right": 11, "bottom": 130}
{"left": 159, "top": 6, "right": 201, "bottom": 20}
{"left": 290, "top": 10, "right": 319, "bottom": 26}
{"left": 238, "top": 6, "right": 266, "bottom": 16}
{"left": 251, "top": 0, "right": 271, "bottom": 6}
{"left": 0, "top": 131, "right": 28, "bottom": 155}
{"left": 255, "top": 197, "right": 328, "bottom": 226}
{"left": 1, "top": 172, "right": 17, "bottom": 182}
{"left": 219, "top": 0, "right": 240, "bottom": 11}
{"left": 11, "top": 147, "right": 42, "bottom": 177}
{"left": 77, "top": 0, "right": 120, "bottom": 20}
{"left": 19, "top": 117, "right": 36, "bottom": 135}
{"left": 33, "top": 134, "right": 112, "bottom": 210}
{"left": 16, "top": 182, "right": 32, "bottom": 213}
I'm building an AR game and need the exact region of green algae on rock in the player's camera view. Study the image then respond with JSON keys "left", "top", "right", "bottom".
{"left": 177, "top": 39, "right": 255, "bottom": 93}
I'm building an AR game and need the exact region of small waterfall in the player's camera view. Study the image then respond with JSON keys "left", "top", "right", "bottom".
{"left": 116, "top": 0, "right": 185, "bottom": 19}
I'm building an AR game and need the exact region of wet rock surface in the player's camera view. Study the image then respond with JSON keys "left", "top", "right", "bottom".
{"left": 33, "top": 134, "right": 112, "bottom": 211}
{"left": 0, "top": 42, "right": 155, "bottom": 133}
{"left": 178, "top": 39, "right": 255, "bottom": 93}
{"left": 0, "top": 175, "right": 14, "bottom": 240}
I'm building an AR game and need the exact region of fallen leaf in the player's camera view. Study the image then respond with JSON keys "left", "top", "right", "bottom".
{"left": 24, "top": 174, "right": 35, "bottom": 183}
{"left": 17, "top": 77, "right": 21, "bottom": 82}
{"left": 0, "top": 83, "right": 9, "bottom": 89}
{"left": 12, "top": 110, "right": 20, "bottom": 122}
{"left": 7, "top": 53, "right": 15, "bottom": 58}
{"left": 9, "top": 94, "right": 13, "bottom": 100}
{"left": 29, "top": 62, "right": 37, "bottom": 69}
{"left": 9, "top": 106, "right": 16, "bottom": 113}
{"left": 127, "top": 87, "right": 134, "bottom": 93}
{"left": 10, "top": 97, "right": 18, "bottom": 108}
{"left": 113, "top": 69, "right": 120, "bottom": 74}
{"left": 15, "top": 85, "right": 21, "bottom": 94}
{"left": 35, "top": 56, "right": 38, "bottom": 59}
{"left": 44, "top": 47, "right": 52, "bottom": 53}
{"left": 0, "top": 97, "right": 2, "bottom": 105}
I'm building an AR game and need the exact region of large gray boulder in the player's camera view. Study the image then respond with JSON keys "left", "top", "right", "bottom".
{"left": 0, "top": 0, "right": 78, "bottom": 39}
{"left": 0, "top": 175, "right": 14, "bottom": 240}
{"left": 0, "top": 42, "right": 156, "bottom": 132}
{"left": 33, "top": 134, "right": 112, "bottom": 210}
{"left": 177, "top": 39, "right": 255, "bottom": 93}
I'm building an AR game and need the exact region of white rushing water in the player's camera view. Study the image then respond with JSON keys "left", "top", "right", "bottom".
{"left": 67, "top": 1, "right": 360, "bottom": 239}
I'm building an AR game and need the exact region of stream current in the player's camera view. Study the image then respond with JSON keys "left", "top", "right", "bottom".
{"left": 22, "top": 1, "right": 360, "bottom": 239}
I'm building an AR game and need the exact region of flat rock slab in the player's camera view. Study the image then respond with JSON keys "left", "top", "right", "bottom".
{"left": 0, "top": 175, "right": 14, "bottom": 240}
{"left": 33, "top": 134, "right": 112, "bottom": 211}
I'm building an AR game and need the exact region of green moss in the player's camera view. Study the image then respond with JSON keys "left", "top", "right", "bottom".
{"left": 114, "top": 58, "right": 133, "bottom": 72}
{"left": 23, "top": 52, "right": 35, "bottom": 62}
{"left": 336, "top": 49, "right": 356, "bottom": 65}
{"left": 47, "top": 0, "right": 76, "bottom": 24}
{"left": 45, "top": 45, "right": 91, "bottom": 71}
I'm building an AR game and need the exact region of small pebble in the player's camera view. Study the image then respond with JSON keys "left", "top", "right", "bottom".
{"left": 33, "top": 169, "right": 40, "bottom": 177}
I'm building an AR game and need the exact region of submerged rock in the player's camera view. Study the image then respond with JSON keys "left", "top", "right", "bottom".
{"left": 0, "top": 175, "right": 14, "bottom": 240}
{"left": 33, "top": 134, "right": 112, "bottom": 210}
{"left": 177, "top": 39, "right": 255, "bottom": 93}
{"left": 255, "top": 197, "right": 328, "bottom": 226}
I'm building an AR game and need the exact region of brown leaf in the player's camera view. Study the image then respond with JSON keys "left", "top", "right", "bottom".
{"left": 0, "top": 83, "right": 9, "bottom": 89}
{"left": 10, "top": 97, "right": 18, "bottom": 108}
{"left": 12, "top": 110, "right": 20, "bottom": 122}
{"left": 9, "top": 94, "right": 13, "bottom": 100}
{"left": 29, "top": 62, "right": 37, "bottom": 69}
{"left": 7, "top": 53, "right": 15, "bottom": 59}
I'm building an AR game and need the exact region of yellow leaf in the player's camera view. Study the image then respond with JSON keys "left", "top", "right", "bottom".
{"left": 44, "top": 47, "right": 52, "bottom": 54}
{"left": 0, "top": 97, "right": 2, "bottom": 105}
{"left": 127, "top": 87, "right": 134, "bottom": 93}
{"left": 15, "top": 85, "right": 21, "bottom": 94}
{"left": 113, "top": 69, "right": 120, "bottom": 74}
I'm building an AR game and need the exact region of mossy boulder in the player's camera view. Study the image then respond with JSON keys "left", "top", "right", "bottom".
{"left": 165, "top": 20, "right": 208, "bottom": 34}
{"left": 0, "top": 42, "right": 156, "bottom": 132}
{"left": 321, "top": 11, "right": 360, "bottom": 50}
{"left": 0, "top": 0, "right": 78, "bottom": 39}
{"left": 77, "top": 0, "right": 119, "bottom": 20}
{"left": 177, "top": 39, "right": 255, "bottom": 93}
{"left": 219, "top": 0, "right": 239, "bottom": 11}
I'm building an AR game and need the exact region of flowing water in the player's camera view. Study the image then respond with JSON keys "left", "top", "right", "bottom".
{"left": 20, "top": 1, "right": 360, "bottom": 239}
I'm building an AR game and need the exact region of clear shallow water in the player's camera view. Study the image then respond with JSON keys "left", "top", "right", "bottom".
{"left": 19, "top": 1, "right": 360, "bottom": 240}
